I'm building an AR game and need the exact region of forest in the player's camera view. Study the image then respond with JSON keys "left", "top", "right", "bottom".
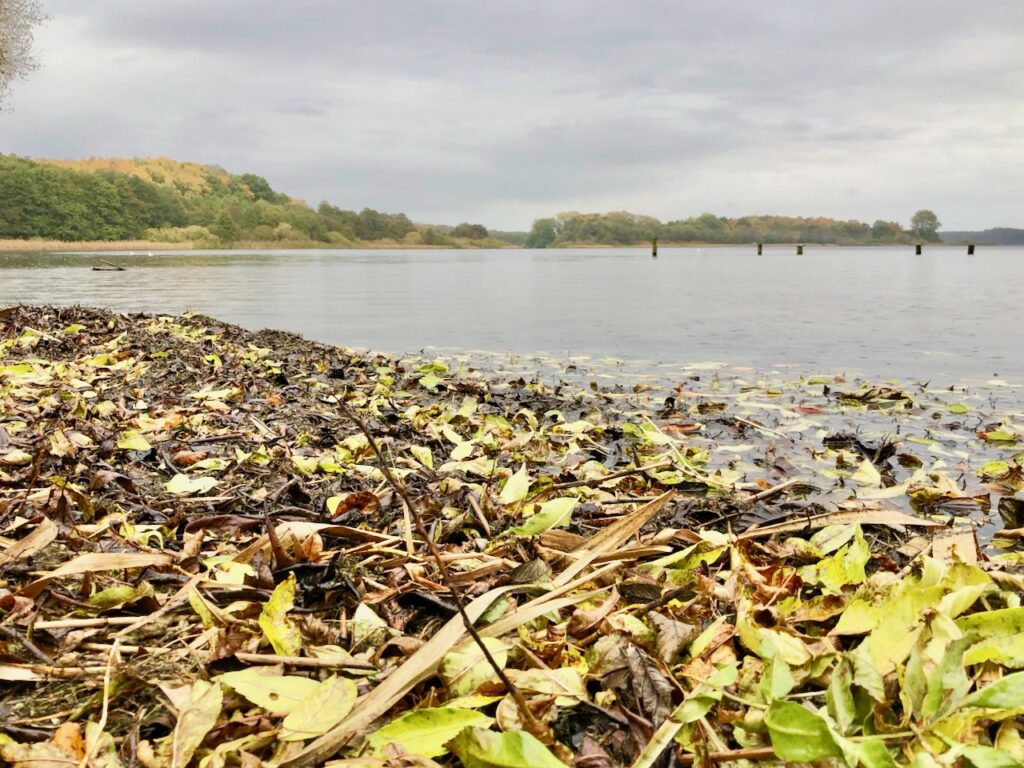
{"left": 0, "top": 155, "right": 507, "bottom": 248}
{"left": 0, "top": 155, "right": 940, "bottom": 249}
{"left": 525, "top": 210, "right": 930, "bottom": 247}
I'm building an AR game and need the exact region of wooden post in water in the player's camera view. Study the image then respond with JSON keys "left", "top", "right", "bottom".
{"left": 967, "top": 243, "right": 975, "bottom": 255}
{"left": 651, "top": 238, "right": 658, "bottom": 257}
{"left": 756, "top": 242, "right": 763, "bottom": 255}
{"left": 915, "top": 243, "right": 922, "bottom": 255}
{"left": 796, "top": 244, "right": 804, "bottom": 255}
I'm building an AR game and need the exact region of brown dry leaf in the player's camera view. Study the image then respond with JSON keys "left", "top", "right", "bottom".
{"left": 0, "top": 516, "right": 57, "bottom": 566}
{"left": 172, "top": 449, "right": 208, "bottom": 467}
{"left": 567, "top": 588, "right": 619, "bottom": 637}
{"left": 932, "top": 529, "right": 982, "bottom": 565}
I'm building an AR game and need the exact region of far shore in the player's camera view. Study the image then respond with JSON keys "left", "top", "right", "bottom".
{"left": 1, "top": 238, "right": 968, "bottom": 252}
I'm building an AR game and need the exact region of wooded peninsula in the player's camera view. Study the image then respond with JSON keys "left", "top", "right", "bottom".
{"left": 1, "top": 155, "right": 941, "bottom": 250}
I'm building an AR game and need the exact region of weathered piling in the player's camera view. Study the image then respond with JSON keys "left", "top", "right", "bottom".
{"left": 796, "top": 244, "right": 804, "bottom": 255}
{"left": 651, "top": 238, "right": 658, "bottom": 257}
{"left": 757, "top": 243, "right": 763, "bottom": 255}
{"left": 915, "top": 244, "right": 922, "bottom": 255}
{"left": 968, "top": 243, "right": 975, "bottom": 255}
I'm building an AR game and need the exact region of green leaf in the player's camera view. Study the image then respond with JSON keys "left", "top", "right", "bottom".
{"left": 510, "top": 497, "right": 577, "bottom": 535}
{"left": 258, "top": 574, "right": 302, "bottom": 656}
{"left": 964, "top": 634, "right": 1024, "bottom": 668}
{"left": 117, "top": 430, "right": 152, "bottom": 452}
{"left": 281, "top": 675, "right": 358, "bottom": 741}
{"left": 367, "top": 708, "right": 493, "bottom": 757}
{"left": 440, "top": 637, "right": 509, "bottom": 696}
{"left": 960, "top": 744, "right": 1024, "bottom": 768}
{"left": 958, "top": 607, "right": 1024, "bottom": 637}
{"left": 215, "top": 668, "right": 319, "bottom": 715}
{"left": 499, "top": 464, "right": 530, "bottom": 505}
{"left": 853, "top": 737, "right": 900, "bottom": 768}
{"left": 947, "top": 402, "right": 970, "bottom": 415}
{"left": 826, "top": 660, "right": 857, "bottom": 734}
{"left": 764, "top": 701, "right": 843, "bottom": 762}
{"left": 963, "top": 671, "right": 1024, "bottom": 709}
{"left": 447, "top": 727, "right": 567, "bottom": 768}
{"left": 979, "top": 460, "right": 1011, "bottom": 479}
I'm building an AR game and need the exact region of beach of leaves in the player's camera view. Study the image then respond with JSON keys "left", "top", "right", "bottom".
{"left": 1, "top": 305, "right": 1024, "bottom": 768}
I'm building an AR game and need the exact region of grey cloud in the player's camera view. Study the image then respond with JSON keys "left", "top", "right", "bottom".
{"left": 2, "top": 1, "right": 1023, "bottom": 229}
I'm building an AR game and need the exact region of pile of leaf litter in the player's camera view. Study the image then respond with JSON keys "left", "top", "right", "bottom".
{"left": 1, "top": 304, "right": 1024, "bottom": 768}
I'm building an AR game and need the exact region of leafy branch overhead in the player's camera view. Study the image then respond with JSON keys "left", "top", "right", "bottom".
{"left": 0, "top": 305, "right": 1022, "bottom": 767}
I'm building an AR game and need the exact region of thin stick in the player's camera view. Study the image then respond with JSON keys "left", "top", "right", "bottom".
{"left": 743, "top": 477, "right": 801, "bottom": 506}
{"left": 467, "top": 493, "right": 491, "bottom": 536}
{"left": 542, "top": 460, "right": 672, "bottom": 493}
{"left": 234, "top": 652, "right": 375, "bottom": 671}
{"left": 33, "top": 616, "right": 141, "bottom": 630}
{"left": 79, "top": 640, "right": 118, "bottom": 768}
{"left": 733, "top": 415, "right": 790, "bottom": 440}
{"left": 0, "top": 623, "right": 55, "bottom": 665}
{"left": 340, "top": 402, "right": 541, "bottom": 732}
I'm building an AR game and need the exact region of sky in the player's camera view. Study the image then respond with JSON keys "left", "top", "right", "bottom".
{"left": 2, "top": 1, "right": 1023, "bottom": 231}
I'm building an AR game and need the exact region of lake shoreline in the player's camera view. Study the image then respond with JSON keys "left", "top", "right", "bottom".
{"left": 0, "top": 304, "right": 1020, "bottom": 764}
{"left": 2, "top": 238, "right": 966, "bottom": 253}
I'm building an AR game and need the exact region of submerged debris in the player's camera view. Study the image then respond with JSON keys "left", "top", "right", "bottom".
{"left": 1, "top": 305, "right": 1023, "bottom": 767}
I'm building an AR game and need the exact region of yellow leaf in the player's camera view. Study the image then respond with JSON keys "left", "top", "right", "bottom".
{"left": 281, "top": 675, "right": 358, "bottom": 741}
{"left": 215, "top": 668, "right": 319, "bottom": 715}
{"left": 165, "top": 474, "right": 218, "bottom": 495}
{"left": 116, "top": 430, "right": 152, "bottom": 452}
{"left": 499, "top": 464, "right": 530, "bottom": 506}
{"left": 259, "top": 574, "right": 302, "bottom": 656}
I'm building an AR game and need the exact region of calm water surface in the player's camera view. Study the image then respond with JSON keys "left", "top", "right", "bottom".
{"left": 1, "top": 246, "right": 1021, "bottom": 383}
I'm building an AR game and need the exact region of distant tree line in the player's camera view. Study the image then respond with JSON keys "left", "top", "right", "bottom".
{"left": 525, "top": 210, "right": 941, "bottom": 248}
{"left": 0, "top": 155, "right": 512, "bottom": 248}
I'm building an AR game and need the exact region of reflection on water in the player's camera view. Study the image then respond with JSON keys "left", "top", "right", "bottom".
{"left": 1, "top": 246, "right": 1022, "bottom": 382}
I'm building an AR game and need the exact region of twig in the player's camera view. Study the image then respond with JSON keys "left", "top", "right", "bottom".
{"left": 33, "top": 616, "right": 141, "bottom": 630}
{"left": 732, "top": 415, "right": 790, "bottom": 440}
{"left": 0, "top": 622, "right": 55, "bottom": 665}
{"left": 234, "top": 652, "right": 375, "bottom": 671}
{"left": 542, "top": 460, "right": 673, "bottom": 493}
{"left": 79, "top": 640, "right": 118, "bottom": 768}
{"left": 743, "top": 477, "right": 801, "bottom": 506}
{"left": 340, "top": 403, "right": 542, "bottom": 733}
{"left": 678, "top": 746, "right": 777, "bottom": 764}
{"left": 467, "top": 493, "right": 491, "bottom": 536}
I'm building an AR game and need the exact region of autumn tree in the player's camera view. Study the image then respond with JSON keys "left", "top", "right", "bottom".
{"left": 910, "top": 209, "right": 941, "bottom": 241}
{"left": 0, "top": 0, "right": 47, "bottom": 108}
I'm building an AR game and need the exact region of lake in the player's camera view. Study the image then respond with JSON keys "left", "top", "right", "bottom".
{"left": 1, "top": 245, "right": 1021, "bottom": 383}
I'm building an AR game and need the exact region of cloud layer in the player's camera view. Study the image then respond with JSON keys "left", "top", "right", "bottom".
{"left": 2, "top": 0, "right": 1022, "bottom": 229}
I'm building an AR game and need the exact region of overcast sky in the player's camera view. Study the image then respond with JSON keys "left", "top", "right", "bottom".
{"left": 2, "top": 1, "right": 1022, "bottom": 230}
